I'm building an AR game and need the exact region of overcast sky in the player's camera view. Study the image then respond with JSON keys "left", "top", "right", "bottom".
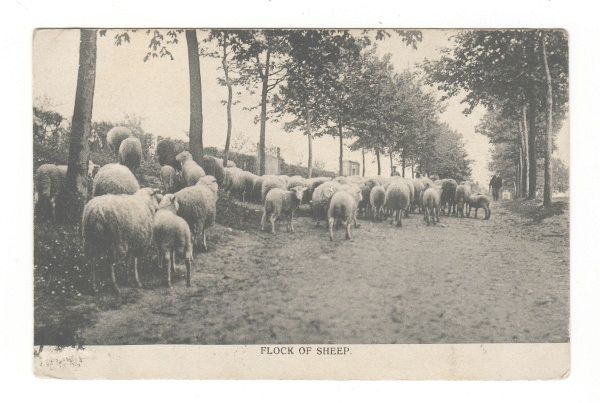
{"left": 33, "top": 29, "right": 569, "bottom": 185}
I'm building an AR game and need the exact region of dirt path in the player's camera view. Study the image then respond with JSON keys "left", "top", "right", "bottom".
{"left": 80, "top": 200, "right": 569, "bottom": 344}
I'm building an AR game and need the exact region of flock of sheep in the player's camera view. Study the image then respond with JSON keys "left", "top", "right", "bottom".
{"left": 34, "top": 126, "right": 491, "bottom": 294}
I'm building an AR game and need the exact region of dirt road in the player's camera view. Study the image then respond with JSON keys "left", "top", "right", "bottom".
{"left": 78, "top": 199, "right": 569, "bottom": 345}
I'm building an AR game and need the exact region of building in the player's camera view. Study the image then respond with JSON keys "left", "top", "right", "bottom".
{"left": 257, "top": 144, "right": 281, "bottom": 175}
{"left": 342, "top": 160, "right": 360, "bottom": 177}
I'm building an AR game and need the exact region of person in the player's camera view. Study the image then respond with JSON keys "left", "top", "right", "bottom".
{"left": 390, "top": 166, "right": 400, "bottom": 177}
{"left": 489, "top": 174, "right": 502, "bottom": 201}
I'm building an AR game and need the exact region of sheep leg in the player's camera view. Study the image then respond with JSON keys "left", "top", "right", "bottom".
{"left": 289, "top": 212, "right": 295, "bottom": 233}
{"left": 474, "top": 208, "right": 478, "bottom": 219}
{"left": 397, "top": 210, "right": 403, "bottom": 227}
{"left": 345, "top": 219, "right": 352, "bottom": 240}
{"left": 170, "top": 250, "right": 175, "bottom": 276}
{"left": 260, "top": 210, "right": 267, "bottom": 231}
{"left": 270, "top": 214, "right": 277, "bottom": 234}
{"left": 185, "top": 257, "right": 191, "bottom": 287}
{"left": 89, "top": 256, "right": 97, "bottom": 294}
{"left": 202, "top": 228, "right": 208, "bottom": 252}
{"left": 328, "top": 217, "right": 335, "bottom": 241}
{"left": 165, "top": 251, "right": 172, "bottom": 288}
{"left": 132, "top": 257, "right": 143, "bottom": 288}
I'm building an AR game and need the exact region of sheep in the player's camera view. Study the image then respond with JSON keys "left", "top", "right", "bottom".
{"left": 175, "top": 151, "right": 206, "bottom": 186}
{"left": 304, "top": 177, "right": 331, "bottom": 203}
{"left": 242, "top": 172, "right": 258, "bottom": 202}
{"left": 260, "top": 186, "right": 306, "bottom": 234}
{"left": 106, "top": 126, "right": 132, "bottom": 158}
{"left": 396, "top": 177, "right": 415, "bottom": 217}
{"left": 287, "top": 175, "right": 306, "bottom": 190}
{"left": 411, "top": 178, "right": 425, "bottom": 213}
{"left": 455, "top": 183, "right": 472, "bottom": 218}
{"left": 422, "top": 185, "right": 441, "bottom": 226}
{"left": 174, "top": 175, "right": 218, "bottom": 253}
{"left": 338, "top": 183, "right": 363, "bottom": 228}
{"left": 384, "top": 181, "right": 410, "bottom": 227}
{"left": 152, "top": 194, "right": 193, "bottom": 287}
{"left": 201, "top": 155, "right": 226, "bottom": 186}
{"left": 160, "top": 165, "right": 177, "bottom": 193}
{"left": 252, "top": 176, "right": 266, "bottom": 203}
{"left": 93, "top": 163, "right": 140, "bottom": 197}
{"left": 327, "top": 190, "right": 359, "bottom": 241}
{"left": 466, "top": 193, "right": 491, "bottom": 220}
{"left": 156, "top": 138, "right": 185, "bottom": 169}
{"left": 357, "top": 183, "right": 371, "bottom": 217}
{"left": 82, "top": 187, "right": 162, "bottom": 294}
{"left": 438, "top": 179, "right": 458, "bottom": 216}
{"left": 369, "top": 185, "right": 386, "bottom": 221}
{"left": 118, "top": 137, "right": 143, "bottom": 172}
{"left": 34, "top": 163, "right": 67, "bottom": 220}
{"left": 311, "top": 180, "right": 341, "bottom": 226}
{"left": 223, "top": 167, "right": 246, "bottom": 200}
{"left": 261, "top": 175, "right": 287, "bottom": 203}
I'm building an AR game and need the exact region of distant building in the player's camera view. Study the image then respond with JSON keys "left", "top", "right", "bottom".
{"left": 342, "top": 160, "right": 360, "bottom": 177}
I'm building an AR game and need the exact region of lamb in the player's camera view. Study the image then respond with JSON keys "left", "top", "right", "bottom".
{"left": 261, "top": 175, "right": 287, "bottom": 203}
{"left": 174, "top": 175, "right": 218, "bottom": 253}
{"left": 175, "top": 151, "right": 206, "bottom": 186}
{"left": 438, "top": 179, "right": 458, "bottom": 216}
{"left": 311, "top": 180, "right": 341, "bottom": 226}
{"left": 82, "top": 187, "right": 162, "bottom": 294}
{"left": 466, "top": 193, "right": 491, "bottom": 220}
{"left": 34, "top": 163, "right": 67, "bottom": 220}
{"left": 327, "top": 190, "right": 359, "bottom": 241}
{"left": 384, "top": 181, "right": 410, "bottom": 227}
{"left": 118, "top": 137, "right": 143, "bottom": 172}
{"left": 455, "top": 183, "right": 472, "bottom": 218}
{"left": 93, "top": 163, "right": 140, "bottom": 197}
{"left": 422, "top": 185, "right": 441, "bottom": 226}
{"left": 369, "top": 185, "right": 386, "bottom": 221}
{"left": 156, "top": 138, "right": 184, "bottom": 169}
{"left": 152, "top": 194, "right": 193, "bottom": 287}
{"left": 260, "top": 186, "right": 306, "bottom": 234}
{"left": 160, "top": 165, "right": 177, "bottom": 193}
{"left": 106, "top": 126, "right": 132, "bottom": 158}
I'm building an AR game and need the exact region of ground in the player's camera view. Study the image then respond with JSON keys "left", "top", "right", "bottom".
{"left": 34, "top": 196, "right": 569, "bottom": 345}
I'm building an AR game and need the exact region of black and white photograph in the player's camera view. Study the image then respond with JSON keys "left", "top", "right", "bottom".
{"left": 31, "top": 27, "right": 569, "bottom": 376}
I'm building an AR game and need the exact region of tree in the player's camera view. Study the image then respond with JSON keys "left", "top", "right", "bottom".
{"left": 55, "top": 29, "right": 97, "bottom": 223}
{"left": 423, "top": 29, "right": 568, "bottom": 201}
{"left": 552, "top": 157, "right": 569, "bottom": 194}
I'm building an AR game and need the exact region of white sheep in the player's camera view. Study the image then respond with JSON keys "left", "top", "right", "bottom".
{"left": 327, "top": 190, "right": 359, "bottom": 241}
{"left": 175, "top": 151, "right": 206, "bottom": 186}
{"left": 82, "top": 187, "right": 162, "bottom": 294}
{"left": 311, "top": 180, "right": 340, "bottom": 226}
{"left": 153, "top": 194, "right": 193, "bottom": 287}
{"left": 118, "top": 137, "right": 143, "bottom": 172}
{"left": 34, "top": 163, "right": 67, "bottom": 220}
{"left": 369, "top": 185, "right": 386, "bottom": 221}
{"left": 260, "top": 186, "right": 306, "bottom": 234}
{"left": 106, "top": 126, "right": 132, "bottom": 158}
{"left": 160, "top": 165, "right": 177, "bottom": 193}
{"left": 223, "top": 167, "right": 246, "bottom": 200}
{"left": 174, "top": 175, "right": 218, "bottom": 253}
{"left": 422, "top": 184, "right": 441, "bottom": 225}
{"left": 93, "top": 163, "right": 140, "bottom": 197}
{"left": 384, "top": 180, "right": 410, "bottom": 227}
{"left": 261, "top": 175, "right": 287, "bottom": 203}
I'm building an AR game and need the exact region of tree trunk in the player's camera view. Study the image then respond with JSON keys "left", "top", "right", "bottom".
{"left": 55, "top": 29, "right": 97, "bottom": 223}
{"left": 186, "top": 29, "right": 203, "bottom": 162}
{"left": 376, "top": 150, "right": 381, "bottom": 175}
{"left": 389, "top": 152, "right": 393, "bottom": 173}
{"left": 519, "top": 106, "right": 530, "bottom": 197}
{"left": 258, "top": 49, "right": 271, "bottom": 175}
{"left": 338, "top": 117, "right": 344, "bottom": 176}
{"left": 362, "top": 148, "right": 366, "bottom": 177}
{"left": 527, "top": 96, "right": 537, "bottom": 199}
{"left": 222, "top": 34, "right": 232, "bottom": 167}
{"left": 305, "top": 106, "right": 313, "bottom": 178}
{"left": 541, "top": 33, "right": 553, "bottom": 207}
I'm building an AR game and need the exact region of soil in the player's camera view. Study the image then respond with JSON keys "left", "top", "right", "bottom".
{"left": 46, "top": 197, "right": 568, "bottom": 345}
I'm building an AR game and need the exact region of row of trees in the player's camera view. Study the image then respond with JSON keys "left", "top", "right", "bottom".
{"left": 423, "top": 29, "right": 568, "bottom": 206}
{"left": 52, "top": 28, "right": 473, "bottom": 223}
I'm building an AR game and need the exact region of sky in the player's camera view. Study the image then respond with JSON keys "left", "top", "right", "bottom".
{"left": 32, "top": 29, "right": 569, "bottom": 185}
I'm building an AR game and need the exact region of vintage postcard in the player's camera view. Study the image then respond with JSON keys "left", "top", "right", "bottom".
{"left": 32, "top": 28, "right": 569, "bottom": 379}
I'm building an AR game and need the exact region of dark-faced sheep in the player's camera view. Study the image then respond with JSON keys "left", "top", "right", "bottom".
{"left": 153, "top": 194, "right": 193, "bottom": 287}
{"left": 160, "top": 165, "right": 177, "bottom": 194}
{"left": 304, "top": 177, "right": 331, "bottom": 204}
{"left": 106, "top": 126, "right": 132, "bottom": 158}
{"left": 260, "top": 186, "right": 306, "bottom": 234}
{"left": 242, "top": 172, "right": 258, "bottom": 203}
{"left": 82, "top": 187, "right": 162, "bottom": 294}
{"left": 466, "top": 193, "right": 491, "bottom": 220}
{"left": 175, "top": 151, "right": 206, "bottom": 186}
{"left": 455, "top": 183, "right": 472, "bottom": 218}
{"left": 422, "top": 185, "right": 441, "bottom": 226}
{"left": 437, "top": 179, "right": 458, "bottom": 216}
{"left": 156, "top": 138, "right": 184, "bottom": 169}
{"left": 201, "top": 155, "right": 226, "bottom": 186}
{"left": 34, "top": 163, "right": 67, "bottom": 221}
{"left": 327, "top": 190, "right": 359, "bottom": 241}
{"left": 252, "top": 176, "right": 266, "bottom": 203}
{"left": 93, "top": 163, "right": 140, "bottom": 197}
{"left": 174, "top": 175, "right": 218, "bottom": 253}
{"left": 384, "top": 181, "right": 410, "bottom": 227}
{"left": 411, "top": 178, "right": 425, "bottom": 213}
